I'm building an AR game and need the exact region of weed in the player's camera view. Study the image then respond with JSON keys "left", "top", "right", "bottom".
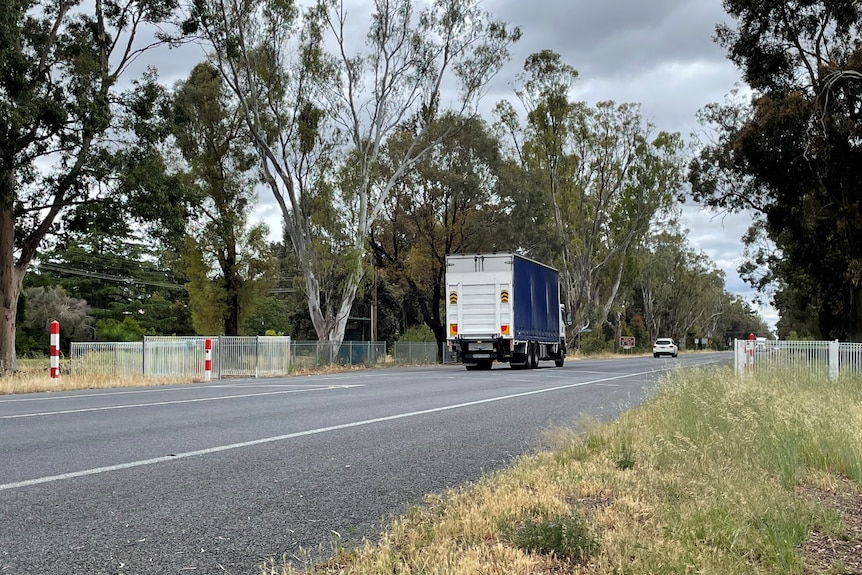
{"left": 614, "top": 441, "right": 636, "bottom": 470}
{"left": 504, "top": 514, "right": 597, "bottom": 561}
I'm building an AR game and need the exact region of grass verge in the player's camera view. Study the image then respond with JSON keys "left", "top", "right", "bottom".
{"left": 267, "top": 367, "right": 862, "bottom": 574}
{"left": 0, "top": 358, "right": 193, "bottom": 394}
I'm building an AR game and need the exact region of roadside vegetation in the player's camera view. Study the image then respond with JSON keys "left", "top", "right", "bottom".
{"left": 0, "top": 359, "right": 191, "bottom": 395}
{"left": 268, "top": 367, "right": 862, "bottom": 575}
{"left": 0, "top": 358, "right": 370, "bottom": 395}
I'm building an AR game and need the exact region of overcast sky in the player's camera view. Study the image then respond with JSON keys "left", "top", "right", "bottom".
{"left": 481, "top": 0, "right": 775, "bottom": 328}
{"left": 144, "top": 0, "right": 776, "bottom": 330}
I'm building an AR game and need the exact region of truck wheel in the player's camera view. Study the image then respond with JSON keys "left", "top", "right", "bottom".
{"left": 479, "top": 360, "right": 493, "bottom": 370}
{"left": 529, "top": 343, "right": 538, "bottom": 369}
{"left": 554, "top": 356, "right": 564, "bottom": 367}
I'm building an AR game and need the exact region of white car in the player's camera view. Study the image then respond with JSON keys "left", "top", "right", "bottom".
{"left": 653, "top": 338, "right": 678, "bottom": 358}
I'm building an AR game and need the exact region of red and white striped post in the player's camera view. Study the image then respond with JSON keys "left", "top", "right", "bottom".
{"left": 204, "top": 338, "right": 213, "bottom": 381}
{"left": 50, "top": 320, "right": 60, "bottom": 381}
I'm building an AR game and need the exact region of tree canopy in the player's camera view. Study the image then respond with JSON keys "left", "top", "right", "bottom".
{"left": 689, "top": 0, "right": 862, "bottom": 340}
{"left": 0, "top": 0, "right": 186, "bottom": 371}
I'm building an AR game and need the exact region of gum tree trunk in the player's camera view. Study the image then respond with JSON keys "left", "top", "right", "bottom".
{"left": 0, "top": 203, "right": 23, "bottom": 374}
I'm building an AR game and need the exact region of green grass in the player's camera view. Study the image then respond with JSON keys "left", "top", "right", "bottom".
{"left": 267, "top": 366, "right": 862, "bottom": 575}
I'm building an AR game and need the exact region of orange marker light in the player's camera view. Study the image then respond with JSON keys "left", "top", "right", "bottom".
{"left": 501, "top": 324, "right": 510, "bottom": 335}
{"left": 449, "top": 324, "right": 458, "bottom": 336}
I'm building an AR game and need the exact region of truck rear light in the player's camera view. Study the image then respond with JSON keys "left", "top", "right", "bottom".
{"left": 501, "top": 324, "right": 509, "bottom": 335}
{"left": 449, "top": 324, "right": 458, "bottom": 336}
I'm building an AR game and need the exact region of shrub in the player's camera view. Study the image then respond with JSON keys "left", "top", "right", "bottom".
{"left": 505, "top": 514, "right": 597, "bottom": 561}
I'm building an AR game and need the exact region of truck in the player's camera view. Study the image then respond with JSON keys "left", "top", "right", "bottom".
{"left": 445, "top": 253, "right": 569, "bottom": 370}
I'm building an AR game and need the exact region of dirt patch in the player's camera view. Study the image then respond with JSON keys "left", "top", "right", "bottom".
{"left": 801, "top": 479, "right": 862, "bottom": 574}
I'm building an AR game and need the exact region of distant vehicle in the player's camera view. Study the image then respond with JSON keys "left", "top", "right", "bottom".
{"left": 445, "top": 253, "right": 569, "bottom": 370}
{"left": 653, "top": 338, "right": 678, "bottom": 358}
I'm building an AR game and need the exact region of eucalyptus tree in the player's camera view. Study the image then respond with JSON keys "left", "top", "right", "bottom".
{"left": 494, "top": 49, "right": 578, "bottom": 274}
{"left": 689, "top": 0, "right": 862, "bottom": 340}
{"left": 172, "top": 62, "right": 277, "bottom": 336}
{"left": 638, "top": 229, "right": 727, "bottom": 344}
{"left": 372, "top": 113, "right": 514, "bottom": 349}
{"left": 496, "top": 52, "right": 683, "bottom": 335}
{"left": 0, "top": 0, "right": 184, "bottom": 372}
{"left": 189, "top": 0, "right": 520, "bottom": 349}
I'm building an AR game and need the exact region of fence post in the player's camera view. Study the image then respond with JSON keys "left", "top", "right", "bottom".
{"left": 255, "top": 336, "right": 260, "bottom": 378}
{"left": 829, "top": 339, "right": 839, "bottom": 380}
{"left": 286, "top": 336, "right": 292, "bottom": 374}
{"left": 734, "top": 339, "right": 745, "bottom": 377}
{"left": 49, "top": 320, "right": 60, "bottom": 381}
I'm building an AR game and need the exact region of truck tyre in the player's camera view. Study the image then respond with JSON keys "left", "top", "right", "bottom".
{"left": 529, "top": 343, "right": 539, "bottom": 369}
{"left": 554, "top": 356, "right": 564, "bottom": 367}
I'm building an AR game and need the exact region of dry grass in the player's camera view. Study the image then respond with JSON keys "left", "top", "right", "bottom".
{"left": 0, "top": 358, "right": 196, "bottom": 395}
{"left": 0, "top": 358, "right": 378, "bottom": 395}
{"left": 268, "top": 367, "right": 862, "bottom": 575}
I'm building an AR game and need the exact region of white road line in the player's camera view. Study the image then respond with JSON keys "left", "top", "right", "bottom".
{"left": 0, "top": 375, "right": 378, "bottom": 404}
{"left": 0, "top": 386, "right": 358, "bottom": 420}
{"left": 0, "top": 370, "right": 653, "bottom": 492}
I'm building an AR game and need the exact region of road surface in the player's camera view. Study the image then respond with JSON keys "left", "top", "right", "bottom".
{"left": 0, "top": 353, "right": 728, "bottom": 574}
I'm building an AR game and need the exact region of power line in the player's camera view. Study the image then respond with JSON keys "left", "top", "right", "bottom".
{"left": 36, "top": 263, "right": 296, "bottom": 294}
{"left": 36, "top": 263, "right": 185, "bottom": 290}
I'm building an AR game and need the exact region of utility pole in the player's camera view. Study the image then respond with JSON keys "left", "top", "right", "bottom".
{"left": 371, "top": 265, "right": 378, "bottom": 342}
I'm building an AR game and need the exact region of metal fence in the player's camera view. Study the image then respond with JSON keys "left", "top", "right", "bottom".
{"left": 390, "top": 342, "right": 438, "bottom": 364}
{"left": 734, "top": 339, "right": 862, "bottom": 379}
{"left": 218, "top": 336, "right": 291, "bottom": 377}
{"left": 71, "top": 336, "right": 292, "bottom": 379}
{"left": 70, "top": 337, "right": 413, "bottom": 379}
{"left": 69, "top": 341, "right": 147, "bottom": 376}
{"left": 290, "top": 341, "right": 387, "bottom": 371}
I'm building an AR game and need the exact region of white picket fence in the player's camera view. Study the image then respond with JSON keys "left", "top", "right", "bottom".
{"left": 70, "top": 338, "right": 444, "bottom": 379}
{"left": 734, "top": 339, "right": 862, "bottom": 379}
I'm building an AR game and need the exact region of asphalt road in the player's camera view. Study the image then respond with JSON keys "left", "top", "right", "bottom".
{"left": 0, "top": 353, "right": 729, "bottom": 574}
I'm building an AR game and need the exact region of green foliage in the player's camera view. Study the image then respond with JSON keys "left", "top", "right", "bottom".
{"left": 16, "top": 286, "right": 95, "bottom": 353}
{"left": 690, "top": 1, "right": 862, "bottom": 339}
{"left": 95, "top": 317, "right": 145, "bottom": 342}
{"left": 503, "top": 515, "right": 597, "bottom": 561}
{"left": 0, "top": 0, "right": 186, "bottom": 367}
{"left": 374, "top": 113, "right": 514, "bottom": 350}
{"left": 243, "top": 295, "right": 293, "bottom": 336}
{"left": 578, "top": 331, "right": 612, "bottom": 355}
{"left": 194, "top": 0, "right": 519, "bottom": 349}
{"left": 614, "top": 437, "right": 636, "bottom": 470}
{"left": 170, "top": 63, "right": 278, "bottom": 336}
{"left": 501, "top": 52, "right": 684, "bottom": 333}
{"left": 399, "top": 325, "right": 436, "bottom": 343}
{"left": 32, "top": 232, "right": 193, "bottom": 337}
